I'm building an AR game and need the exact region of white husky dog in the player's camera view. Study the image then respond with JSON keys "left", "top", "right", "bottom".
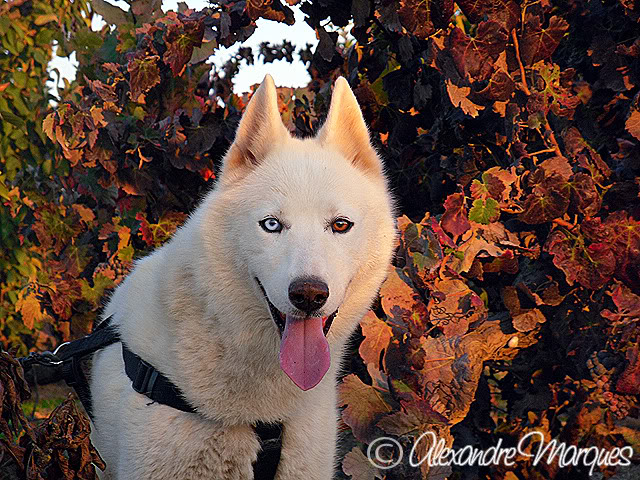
{"left": 90, "top": 75, "right": 396, "bottom": 479}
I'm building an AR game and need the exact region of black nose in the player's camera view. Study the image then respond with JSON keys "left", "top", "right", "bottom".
{"left": 288, "top": 278, "right": 329, "bottom": 314}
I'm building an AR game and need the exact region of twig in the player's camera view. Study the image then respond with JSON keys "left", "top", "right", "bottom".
{"left": 30, "top": 367, "right": 39, "bottom": 420}
{"left": 552, "top": 218, "right": 577, "bottom": 230}
{"left": 528, "top": 148, "right": 556, "bottom": 156}
{"left": 511, "top": 29, "right": 531, "bottom": 96}
{"left": 544, "top": 119, "right": 566, "bottom": 159}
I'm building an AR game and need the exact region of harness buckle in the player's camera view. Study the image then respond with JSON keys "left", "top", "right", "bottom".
{"left": 131, "top": 358, "right": 159, "bottom": 395}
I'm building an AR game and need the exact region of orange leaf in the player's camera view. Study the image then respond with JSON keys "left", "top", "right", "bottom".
{"left": 625, "top": 110, "right": 640, "bottom": 141}
{"left": 72, "top": 204, "right": 96, "bottom": 224}
{"left": 446, "top": 80, "right": 484, "bottom": 117}
{"left": 18, "top": 292, "right": 44, "bottom": 330}
{"left": 42, "top": 114, "right": 56, "bottom": 142}
{"left": 359, "top": 311, "right": 392, "bottom": 367}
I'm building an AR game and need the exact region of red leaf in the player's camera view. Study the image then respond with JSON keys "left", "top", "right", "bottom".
{"left": 520, "top": 15, "right": 569, "bottom": 65}
{"left": 448, "top": 22, "right": 508, "bottom": 81}
{"left": 457, "top": 0, "right": 519, "bottom": 31}
{"left": 545, "top": 230, "right": 615, "bottom": 289}
{"left": 127, "top": 54, "right": 161, "bottom": 101}
{"left": 616, "top": 345, "right": 640, "bottom": 395}
{"left": 567, "top": 173, "right": 601, "bottom": 217}
{"left": 602, "top": 282, "right": 640, "bottom": 324}
{"left": 163, "top": 17, "right": 205, "bottom": 76}
{"left": 441, "top": 193, "right": 471, "bottom": 237}
{"left": 136, "top": 211, "right": 187, "bottom": 247}
{"left": 398, "top": 0, "right": 453, "bottom": 39}
{"left": 519, "top": 171, "right": 570, "bottom": 224}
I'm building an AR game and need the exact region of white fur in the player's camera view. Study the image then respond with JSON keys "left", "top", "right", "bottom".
{"left": 90, "top": 75, "right": 396, "bottom": 479}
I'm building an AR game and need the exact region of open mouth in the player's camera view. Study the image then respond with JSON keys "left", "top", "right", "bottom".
{"left": 255, "top": 277, "right": 337, "bottom": 391}
{"left": 255, "top": 278, "right": 337, "bottom": 336}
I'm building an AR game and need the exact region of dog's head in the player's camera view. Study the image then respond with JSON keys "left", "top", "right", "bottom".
{"left": 215, "top": 75, "right": 396, "bottom": 391}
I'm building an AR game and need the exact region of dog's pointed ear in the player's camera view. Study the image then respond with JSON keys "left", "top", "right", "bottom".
{"left": 222, "top": 74, "right": 290, "bottom": 179}
{"left": 316, "top": 77, "right": 382, "bottom": 176}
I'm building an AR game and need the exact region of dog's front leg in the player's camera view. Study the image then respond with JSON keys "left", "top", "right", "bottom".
{"left": 274, "top": 389, "right": 338, "bottom": 480}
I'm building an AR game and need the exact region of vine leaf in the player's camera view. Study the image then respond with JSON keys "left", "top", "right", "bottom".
{"left": 377, "top": 398, "right": 449, "bottom": 436}
{"left": 446, "top": 80, "right": 484, "bottom": 117}
{"left": 359, "top": 311, "right": 393, "bottom": 368}
{"left": 163, "top": 16, "right": 205, "bottom": 76}
{"left": 441, "top": 193, "right": 471, "bottom": 237}
{"left": 342, "top": 447, "right": 383, "bottom": 480}
{"left": 127, "top": 54, "right": 161, "bottom": 101}
{"left": 468, "top": 198, "right": 500, "bottom": 224}
{"left": 616, "top": 345, "right": 640, "bottom": 395}
{"left": 520, "top": 15, "right": 569, "bottom": 65}
{"left": 338, "top": 374, "right": 392, "bottom": 443}
{"left": 545, "top": 230, "right": 615, "bottom": 289}
{"left": 625, "top": 109, "right": 640, "bottom": 140}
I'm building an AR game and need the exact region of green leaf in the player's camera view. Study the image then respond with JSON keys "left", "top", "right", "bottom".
{"left": 0, "top": 110, "right": 25, "bottom": 128}
{"left": 81, "top": 274, "right": 115, "bottom": 306}
{"left": 468, "top": 197, "right": 500, "bottom": 224}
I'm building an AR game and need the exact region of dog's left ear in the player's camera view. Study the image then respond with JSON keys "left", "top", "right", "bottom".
{"left": 316, "top": 77, "right": 382, "bottom": 176}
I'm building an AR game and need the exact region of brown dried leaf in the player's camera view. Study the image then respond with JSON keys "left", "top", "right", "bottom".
{"left": 379, "top": 268, "right": 429, "bottom": 334}
{"left": 427, "top": 278, "right": 486, "bottom": 337}
{"left": 359, "top": 311, "right": 393, "bottom": 368}
{"left": 338, "top": 374, "right": 392, "bottom": 443}
{"left": 245, "top": 0, "right": 295, "bottom": 24}
{"left": 342, "top": 447, "right": 383, "bottom": 480}
{"left": 512, "top": 308, "right": 546, "bottom": 332}
{"left": 377, "top": 398, "right": 448, "bottom": 436}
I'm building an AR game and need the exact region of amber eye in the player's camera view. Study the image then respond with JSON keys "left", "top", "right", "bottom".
{"left": 331, "top": 218, "right": 353, "bottom": 234}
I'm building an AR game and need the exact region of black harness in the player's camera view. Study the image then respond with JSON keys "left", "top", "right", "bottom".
{"left": 19, "top": 316, "right": 283, "bottom": 480}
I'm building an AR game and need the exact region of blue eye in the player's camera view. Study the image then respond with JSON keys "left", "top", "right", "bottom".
{"left": 260, "top": 217, "right": 283, "bottom": 233}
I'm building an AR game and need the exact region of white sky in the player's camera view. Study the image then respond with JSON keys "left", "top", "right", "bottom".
{"left": 48, "top": 0, "right": 317, "bottom": 94}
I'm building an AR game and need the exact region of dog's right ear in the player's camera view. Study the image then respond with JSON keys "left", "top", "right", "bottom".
{"left": 222, "top": 74, "right": 290, "bottom": 180}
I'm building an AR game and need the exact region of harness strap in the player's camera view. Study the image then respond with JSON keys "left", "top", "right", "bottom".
{"left": 19, "top": 316, "right": 284, "bottom": 479}
{"left": 253, "top": 422, "right": 283, "bottom": 480}
{"left": 119, "top": 343, "right": 284, "bottom": 479}
{"left": 121, "top": 342, "right": 196, "bottom": 414}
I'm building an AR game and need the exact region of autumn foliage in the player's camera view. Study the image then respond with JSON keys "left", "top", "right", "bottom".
{"left": 1, "top": 0, "right": 639, "bottom": 478}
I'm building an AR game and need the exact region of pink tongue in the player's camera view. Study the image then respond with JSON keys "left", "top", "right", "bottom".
{"left": 279, "top": 315, "right": 330, "bottom": 391}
